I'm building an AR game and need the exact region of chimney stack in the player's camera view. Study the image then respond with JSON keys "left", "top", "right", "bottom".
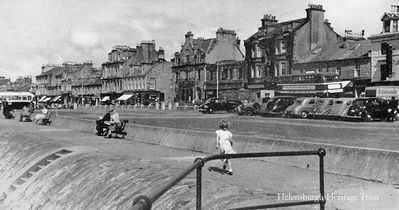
{"left": 261, "top": 14, "right": 278, "bottom": 27}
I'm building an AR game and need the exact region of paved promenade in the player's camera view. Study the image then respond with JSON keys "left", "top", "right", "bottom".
{"left": 1, "top": 109, "right": 398, "bottom": 209}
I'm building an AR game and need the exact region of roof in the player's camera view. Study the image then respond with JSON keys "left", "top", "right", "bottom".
{"left": 246, "top": 18, "right": 307, "bottom": 42}
{"left": 296, "top": 40, "right": 372, "bottom": 63}
{"left": 381, "top": 12, "right": 399, "bottom": 20}
{"left": 193, "top": 38, "right": 215, "bottom": 53}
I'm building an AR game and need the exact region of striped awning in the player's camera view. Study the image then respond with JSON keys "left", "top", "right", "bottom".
{"left": 100, "top": 96, "right": 110, "bottom": 102}
{"left": 38, "top": 96, "right": 47, "bottom": 102}
{"left": 51, "top": 96, "right": 62, "bottom": 102}
{"left": 116, "top": 94, "right": 133, "bottom": 101}
{"left": 42, "top": 97, "right": 52, "bottom": 102}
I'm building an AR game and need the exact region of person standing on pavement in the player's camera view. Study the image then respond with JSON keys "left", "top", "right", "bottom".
{"left": 388, "top": 97, "right": 398, "bottom": 122}
{"left": 215, "top": 120, "right": 235, "bottom": 175}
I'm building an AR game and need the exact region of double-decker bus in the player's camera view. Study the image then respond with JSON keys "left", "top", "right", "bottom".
{"left": 275, "top": 73, "right": 351, "bottom": 97}
{"left": 0, "top": 92, "right": 34, "bottom": 109}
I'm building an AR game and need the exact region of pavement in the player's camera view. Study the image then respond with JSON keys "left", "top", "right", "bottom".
{"left": 1, "top": 109, "right": 399, "bottom": 209}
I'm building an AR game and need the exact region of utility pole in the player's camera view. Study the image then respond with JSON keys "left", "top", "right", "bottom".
{"left": 81, "top": 71, "right": 84, "bottom": 106}
{"left": 216, "top": 61, "right": 219, "bottom": 98}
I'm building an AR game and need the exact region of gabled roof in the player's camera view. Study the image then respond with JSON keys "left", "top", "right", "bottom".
{"left": 296, "top": 40, "right": 372, "bottom": 63}
{"left": 381, "top": 12, "right": 399, "bottom": 21}
{"left": 246, "top": 18, "right": 307, "bottom": 42}
{"left": 192, "top": 38, "right": 215, "bottom": 53}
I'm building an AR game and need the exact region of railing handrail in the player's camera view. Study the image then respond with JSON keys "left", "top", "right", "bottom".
{"left": 131, "top": 149, "right": 326, "bottom": 210}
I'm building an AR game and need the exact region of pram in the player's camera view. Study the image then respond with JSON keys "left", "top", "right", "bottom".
{"left": 104, "top": 120, "right": 129, "bottom": 139}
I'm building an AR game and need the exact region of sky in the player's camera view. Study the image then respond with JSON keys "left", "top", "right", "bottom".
{"left": 0, "top": 0, "right": 397, "bottom": 81}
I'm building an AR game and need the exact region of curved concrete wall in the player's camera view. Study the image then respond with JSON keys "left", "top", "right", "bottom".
{"left": 53, "top": 116, "right": 399, "bottom": 184}
{"left": 0, "top": 129, "right": 283, "bottom": 209}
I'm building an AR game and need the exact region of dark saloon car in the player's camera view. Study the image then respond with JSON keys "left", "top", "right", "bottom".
{"left": 199, "top": 97, "right": 242, "bottom": 114}
{"left": 260, "top": 96, "right": 296, "bottom": 117}
{"left": 346, "top": 98, "right": 388, "bottom": 121}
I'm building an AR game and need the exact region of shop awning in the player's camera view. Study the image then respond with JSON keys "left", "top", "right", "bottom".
{"left": 38, "top": 96, "right": 47, "bottom": 102}
{"left": 100, "top": 96, "right": 110, "bottom": 102}
{"left": 42, "top": 97, "right": 52, "bottom": 102}
{"left": 116, "top": 94, "right": 133, "bottom": 101}
{"left": 51, "top": 96, "right": 62, "bottom": 102}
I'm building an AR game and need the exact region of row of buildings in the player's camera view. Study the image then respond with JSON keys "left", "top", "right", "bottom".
{"left": 9, "top": 4, "right": 399, "bottom": 106}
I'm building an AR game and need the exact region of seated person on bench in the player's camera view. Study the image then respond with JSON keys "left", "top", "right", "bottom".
{"left": 20, "top": 105, "right": 32, "bottom": 121}
{"left": 104, "top": 108, "right": 120, "bottom": 138}
{"left": 96, "top": 108, "right": 111, "bottom": 135}
{"left": 33, "top": 106, "right": 48, "bottom": 124}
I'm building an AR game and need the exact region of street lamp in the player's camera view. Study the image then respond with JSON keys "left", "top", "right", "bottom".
{"left": 81, "top": 72, "right": 84, "bottom": 106}
{"left": 216, "top": 61, "right": 219, "bottom": 98}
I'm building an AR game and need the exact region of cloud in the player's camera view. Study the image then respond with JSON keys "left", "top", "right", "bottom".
{"left": 71, "top": 31, "right": 100, "bottom": 48}
{"left": 0, "top": 0, "right": 395, "bottom": 81}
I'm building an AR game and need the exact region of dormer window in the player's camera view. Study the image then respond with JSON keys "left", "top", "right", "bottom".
{"left": 384, "top": 20, "right": 391, "bottom": 32}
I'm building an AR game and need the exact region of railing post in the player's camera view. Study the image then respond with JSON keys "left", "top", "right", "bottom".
{"left": 194, "top": 158, "right": 204, "bottom": 210}
{"left": 318, "top": 148, "right": 326, "bottom": 210}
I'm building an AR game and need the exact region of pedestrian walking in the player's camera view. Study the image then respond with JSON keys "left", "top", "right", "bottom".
{"left": 215, "top": 120, "right": 235, "bottom": 175}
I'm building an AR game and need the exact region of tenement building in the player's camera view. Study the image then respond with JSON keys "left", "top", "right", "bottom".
{"left": 244, "top": 4, "right": 342, "bottom": 101}
{"left": 293, "top": 35, "right": 372, "bottom": 97}
{"left": 367, "top": 5, "right": 399, "bottom": 98}
{"left": 172, "top": 28, "right": 245, "bottom": 103}
{"left": 102, "top": 41, "right": 173, "bottom": 105}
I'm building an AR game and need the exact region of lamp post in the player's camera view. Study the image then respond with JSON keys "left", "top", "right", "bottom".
{"left": 216, "top": 61, "right": 219, "bottom": 98}
{"left": 81, "top": 72, "right": 84, "bottom": 106}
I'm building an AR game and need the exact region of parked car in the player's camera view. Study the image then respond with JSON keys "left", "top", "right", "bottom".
{"left": 307, "top": 98, "right": 335, "bottom": 117}
{"left": 284, "top": 97, "right": 316, "bottom": 118}
{"left": 346, "top": 98, "right": 387, "bottom": 121}
{"left": 260, "top": 96, "right": 296, "bottom": 117}
{"left": 198, "top": 97, "right": 242, "bottom": 114}
{"left": 326, "top": 98, "right": 355, "bottom": 117}
{"left": 237, "top": 101, "right": 262, "bottom": 116}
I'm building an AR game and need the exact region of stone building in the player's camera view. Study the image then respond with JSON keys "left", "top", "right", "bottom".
{"left": 244, "top": 4, "right": 342, "bottom": 101}
{"left": 172, "top": 28, "right": 245, "bottom": 103}
{"left": 102, "top": 41, "right": 172, "bottom": 105}
{"left": 367, "top": 5, "right": 399, "bottom": 98}
{"left": 101, "top": 45, "right": 137, "bottom": 103}
{"left": 293, "top": 37, "right": 372, "bottom": 97}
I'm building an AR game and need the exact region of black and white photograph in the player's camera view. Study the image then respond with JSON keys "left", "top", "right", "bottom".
{"left": 1, "top": 0, "right": 399, "bottom": 209}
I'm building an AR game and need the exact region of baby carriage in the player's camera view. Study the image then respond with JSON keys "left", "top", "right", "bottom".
{"left": 104, "top": 120, "right": 129, "bottom": 139}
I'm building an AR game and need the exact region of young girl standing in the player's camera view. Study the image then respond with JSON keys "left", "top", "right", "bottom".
{"left": 215, "top": 120, "right": 235, "bottom": 175}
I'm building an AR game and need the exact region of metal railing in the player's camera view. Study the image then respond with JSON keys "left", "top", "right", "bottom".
{"left": 131, "top": 149, "right": 326, "bottom": 210}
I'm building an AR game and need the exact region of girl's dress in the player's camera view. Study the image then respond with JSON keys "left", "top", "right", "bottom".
{"left": 216, "top": 129, "right": 236, "bottom": 154}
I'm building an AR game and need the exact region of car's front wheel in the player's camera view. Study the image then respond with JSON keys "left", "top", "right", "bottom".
{"left": 301, "top": 111, "right": 309, "bottom": 118}
{"left": 208, "top": 108, "right": 214, "bottom": 114}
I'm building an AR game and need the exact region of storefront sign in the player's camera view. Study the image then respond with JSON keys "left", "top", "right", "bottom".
{"left": 282, "top": 85, "right": 315, "bottom": 90}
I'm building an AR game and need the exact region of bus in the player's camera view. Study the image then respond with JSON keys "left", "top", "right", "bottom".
{"left": 0, "top": 92, "right": 34, "bottom": 109}
{"left": 275, "top": 73, "right": 351, "bottom": 97}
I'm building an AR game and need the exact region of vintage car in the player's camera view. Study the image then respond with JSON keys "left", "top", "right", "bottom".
{"left": 260, "top": 96, "right": 296, "bottom": 117}
{"left": 198, "top": 97, "right": 242, "bottom": 114}
{"left": 284, "top": 97, "right": 317, "bottom": 118}
{"left": 327, "top": 98, "right": 355, "bottom": 116}
{"left": 307, "top": 98, "right": 334, "bottom": 118}
{"left": 346, "top": 97, "right": 387, "bottom": 121}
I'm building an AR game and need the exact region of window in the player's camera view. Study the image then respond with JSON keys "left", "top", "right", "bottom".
{"left": 255, "top": 65, "right": 261, "bottom": 78}
{"left": 251, "top": 66, "right": 255, "bottom": 78}
{"left": 238, "top": 68, "right": 242, "bottom": 79}
{"left": 280, "top": 41, "right": 286, "bottom": 54}
{"left": 354, "top": 64, "right": 360, "bottom": 78}
{"left": 256, "top": 44, "right": 262, "bottom": 57}
{"left": 394, "top": 20, "right": 398, "bottom": 32}
{"left": 281, "top": 62, "right": 287, "bottom": 75}
{"left": 336, "top": 67, "right": 341, "bottom": 77}
{"left": 384, "top": 20, "right": 391, "bottom": 33}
